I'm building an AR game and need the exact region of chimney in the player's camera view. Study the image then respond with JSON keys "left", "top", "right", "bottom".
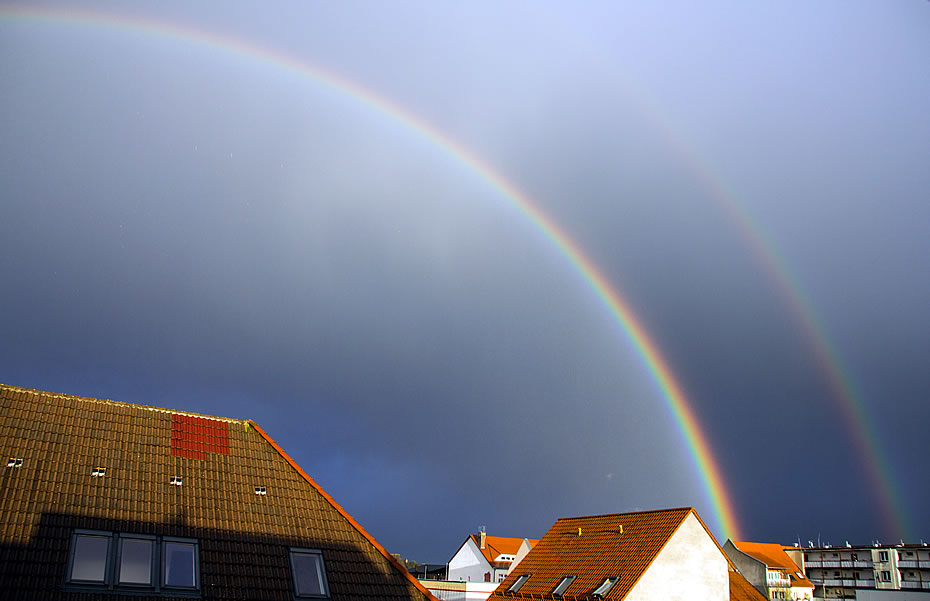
{"left": 479, "top": 526, "right": 486, "bottom": 549}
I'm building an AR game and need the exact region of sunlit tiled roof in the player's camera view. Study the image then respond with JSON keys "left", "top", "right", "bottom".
{"left": 489, "top": 507, "right": 711, "bottom": 600}
{"left": 732, "top": 541, "right": 814, "bottom": 588}
{"left": 729, "top": 571, "right": 768, "bottom": 601}
{"left": 0, "top": 383, "right": 437, "bottom": 600}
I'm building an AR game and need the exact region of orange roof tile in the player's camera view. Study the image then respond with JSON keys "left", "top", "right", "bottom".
{"left": 468, "top": 535, "right": 539, "bottom": 565}
{"left": 730, "top": 571, "right": 768, "bottom": 601}
{"left": 489, "top": 507, "right": 719, "bottom": 600}
{"left": 732, "top": 542, "right": 813, "bottom": 588}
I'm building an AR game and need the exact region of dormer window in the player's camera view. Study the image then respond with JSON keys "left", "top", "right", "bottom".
{"left": 592, "top": 576, "right": 619, "bottom": 597}
{"left": 552, "top": 576, "right": 576, "bottom": 596}
{"left": 508, "top": 574, "right": 531, "bottom": 593}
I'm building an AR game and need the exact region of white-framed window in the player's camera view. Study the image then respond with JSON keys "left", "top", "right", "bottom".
{"left": 591, "top": 576, "right": 619, "bottom": 597}
{"left": 881, "top": 571, "right": 891, "bottom": 582}
{"left": 508, "top": 574, "right": 531, "bottom": 593}
{"left": 289, "top": 548, "right": 330, "bottom": 598}
{"left": 65, "top": 529, "right": 199, "bottom": 594}
{"left": 879, "top": 551, "right": 889, "bottom": 562}
{"left": 552, "top": 576, "right": 576, "bottom": 596}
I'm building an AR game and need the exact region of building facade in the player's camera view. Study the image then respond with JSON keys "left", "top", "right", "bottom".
{"left": 793, "top": 544, "right": 930, "bottom": 600}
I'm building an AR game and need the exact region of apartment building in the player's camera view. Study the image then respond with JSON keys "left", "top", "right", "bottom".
{"left": 791, "top": 543, "right": 930, "bottom": 600}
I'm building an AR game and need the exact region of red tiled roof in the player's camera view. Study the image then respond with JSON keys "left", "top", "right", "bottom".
{"left": 730, "top": 571, "right": 768, "bottom": 601}
{"left": 0, "top": 383, "right": 437, "bottom": 600}
{"left": 467, "top": 535, "right": 539, "bottom": 565}
{"left": 489, "top": 507, "right": 717, "bottom": 600}
{"left": 732, "top": 542, "right": 814, "bottom": 588}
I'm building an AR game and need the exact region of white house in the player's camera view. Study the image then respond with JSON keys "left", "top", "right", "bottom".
{"left": 446, "top": 531, "right": 537, "bottom": 584}
{"left": 489, "top": 507, "right": 730, "bottom": 601}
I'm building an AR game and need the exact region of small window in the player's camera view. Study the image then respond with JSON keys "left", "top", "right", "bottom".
{"left": 552, "top": 576, "right": 576, "bottom": 596}
{"left": 508, "top": 574, "right": 531, "bottom": 593}
{"left": 881, "top": 571, "right": 891, "bottom": 582}
{"left": 69, "top": 533, "right": 111, "bottom": 583}
{"left": 163, "top": 539, "right": 199, "bottom": 589}
{"left": 879, "top": 551, "right": 888, "bottom": 562}
{"left": 592, "top": 576, "right": 619, "bottom": 597}
{"left": 118, "top": 537, "right": 154, "bottom": 585}
{"left": 290, "top": 548, "right": 329, "bottom": 598}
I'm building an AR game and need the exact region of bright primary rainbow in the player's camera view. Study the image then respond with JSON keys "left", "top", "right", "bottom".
{"left": 21, "top": 4, "right": 919, "bottom": 544}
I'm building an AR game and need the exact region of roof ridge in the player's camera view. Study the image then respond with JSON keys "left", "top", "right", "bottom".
{"left": 0, "top": 383, "right": 246, "bottom": 424}
{"left": 554, "top": 506, "right": 694, "bottom": 522}
{"left": 248, "top": 420, "right": 437, "bottom": 601}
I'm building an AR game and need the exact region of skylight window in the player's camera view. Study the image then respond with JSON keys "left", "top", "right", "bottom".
{"left": 118, "top": 537, "right": 154, "bottom": 585}
{"left": 69, "top": 533, "right": 111, "bottom": 583}
{"left": 7, "top": 457, "right": 23, "bottom": 468}
{"left": 552, "top": 576, "right": 576, "bottom": 596}
{"left": 163, "top": 539, "right": 199, "bottom": 589}
{"left": 91, "top": 467, "right": 106, "bottom": 477}
{"left": 290, "top": 548, "right": 330, "bottom": 598}
{"left": 592, "top": 576, "right": 619, "bottom": 597}
{"left": 66, "top": 530, "right": 199, "bottom": 594}
{"left": 169, "top": 476, "right": 182, "bottom": 486}
{"left": 255, "top": 486, "right": 267, "bottom": 495}
{"left": 508, "top": 574, "right": 531, "bottom": 593}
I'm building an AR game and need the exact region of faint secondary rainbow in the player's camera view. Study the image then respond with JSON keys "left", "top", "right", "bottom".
{"left": 632, "top": 111, "right": 913, "bottom": 539}
{"left": 0, "top": 6, "right": 743, "bottom": 540}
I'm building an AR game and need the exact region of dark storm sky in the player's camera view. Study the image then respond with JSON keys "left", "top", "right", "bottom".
{"left": 1, "top": 1, "right": 928, "bottom": 561}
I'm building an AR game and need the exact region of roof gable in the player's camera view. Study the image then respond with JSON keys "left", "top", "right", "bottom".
{"left": 466, "top": 535, "right": 539, "bottom": 565}
{"left": 731, "top": 542, "right": 813, "bottom": 588}
{"left": 491, "top": 507, "right": 703, "bottom": 599}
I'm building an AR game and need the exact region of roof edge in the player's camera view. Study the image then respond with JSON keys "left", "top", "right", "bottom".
{"left": 0, "top": 383, "right": 244, "bottom": 423}
{"left": 247, "top": 419, "right": 438, "bottom": 601}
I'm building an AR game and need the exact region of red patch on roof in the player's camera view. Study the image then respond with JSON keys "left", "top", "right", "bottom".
{"left": 170, "top": 414, "right": 229, "bottom": 459}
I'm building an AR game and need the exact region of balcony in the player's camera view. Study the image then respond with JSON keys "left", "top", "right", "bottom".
{"left": 852, "top": 561, "right": 872, "bottom": 568}
{"left": 899, "top": 561, "right": 919, "bottom": 568}
{"left": 855, "top": 580, "right": 875, "bottom": 587}
{"left": 806, "top": 561, "right": 823, "bottom": 568}
{"left": 823, "top": 579, "right": 845, "bottom": 586}
{"left": 822, "top": 561, "right": 842, "bottom": 568}
{"left": 920, "top": 561, "right": 930, "bottom": 568}
{"left": 900, "top": 581, "right": 923, "bottom": 590}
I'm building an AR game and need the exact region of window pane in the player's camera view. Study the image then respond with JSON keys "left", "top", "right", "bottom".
{"left": 119, "top": 538, "right": 153, "bottom": 584}
{"left": 71, "top": 535, "right": 109, "bottom": 582}
{"left": 292, "top": 552, "right": 326, "bottom": 596}
{"left": 164, "top": 542, "right": 196, "bottom": 587}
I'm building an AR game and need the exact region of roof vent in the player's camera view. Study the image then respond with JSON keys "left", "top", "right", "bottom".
{"left": 91, "top": 467, "right": 106, "bottom": 477}
{"left": 169, "top": 476, "right": 183, "bottom": 486}
{"left": 7, "top": 458, "right": 23, "bottom": 468}
{"left": 254, "top": 486, "right": 267, "bottom": 495}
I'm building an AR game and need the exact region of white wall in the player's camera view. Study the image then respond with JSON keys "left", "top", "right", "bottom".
{"left": 448, "top": 539, "right": 492, "bottom": 583}
{"left": 625, "top": 512, "right": 729, "bottom": 601}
